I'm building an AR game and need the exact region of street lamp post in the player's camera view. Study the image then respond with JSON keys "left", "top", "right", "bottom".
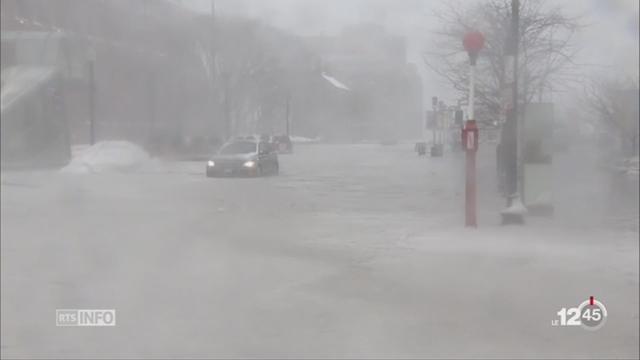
{"left": 431, "top": 96, "right": 437, "bottom": 151}
{"left": 430, "top": 96, "right": 444, "bottom": 157}
{"left": 500, "top": 0, "right": 526, "bottom": 224}
{"left": 285, "top": 93, "right": 291, "bottom": 136}
{"left": 438, "top": 100, "right": 446, "bottom": 148}
{"left": 462, "top": 31, "right": 485, "bottom": 227}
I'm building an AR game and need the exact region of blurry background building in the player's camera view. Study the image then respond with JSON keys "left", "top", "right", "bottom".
{"left": 305, "top": 24, "right": 423, "bottom": 142}
{"left": 2, "top": 1, "right": 423, "bottom": 166}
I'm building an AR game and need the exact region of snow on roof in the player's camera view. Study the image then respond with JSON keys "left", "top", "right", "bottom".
{"left": 321, "top": 72, "right": 350, "bottom": 91}
{"left": 1, "top": 66, "right": 56, "bottom": 114}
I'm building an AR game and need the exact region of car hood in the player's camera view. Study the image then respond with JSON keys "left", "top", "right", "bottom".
{"left": 210, "top": 153, "right": 256, "bottom": 161}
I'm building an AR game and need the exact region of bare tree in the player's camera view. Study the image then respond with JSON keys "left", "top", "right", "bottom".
{"left": 583, "top": 75, "right": 640, "bottom": 156}
{"left": 206, "top": 17, "right": 316, "bottom": 136}
{"left": 424, "top": 0, "right": 581, "bottom": 124}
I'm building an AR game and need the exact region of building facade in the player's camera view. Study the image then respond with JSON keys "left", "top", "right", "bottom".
{"left": 304, "top": 24, "right": 423, "bottom": 142}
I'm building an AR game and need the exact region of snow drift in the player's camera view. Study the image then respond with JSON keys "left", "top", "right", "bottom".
{"left": 622, "top": 156, "right": 639, "bottom": 175}
{"left": 290, "top": 135, "right": 321, "bottom": 144}
{"left": 61, "top": 141, "right": 150, "bottom": 174}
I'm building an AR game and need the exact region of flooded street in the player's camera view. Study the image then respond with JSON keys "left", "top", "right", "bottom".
{"left": 2, "top": 143, "right": 637, "bottom": 358}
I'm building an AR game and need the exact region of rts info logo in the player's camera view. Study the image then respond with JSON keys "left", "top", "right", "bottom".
{"left": 56, "top": 309, "right": 116, "bottom": 327}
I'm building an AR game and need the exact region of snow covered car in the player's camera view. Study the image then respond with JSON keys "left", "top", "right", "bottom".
{"left": 206, "top": 140, "right": 279, "bottom": 177}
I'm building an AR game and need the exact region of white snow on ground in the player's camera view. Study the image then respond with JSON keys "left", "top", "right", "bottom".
{"left": 321, "top": 72, "right": 351, "bottom": 91}
{"left": 61, "top": 141, "right": 151, "bottom": 174}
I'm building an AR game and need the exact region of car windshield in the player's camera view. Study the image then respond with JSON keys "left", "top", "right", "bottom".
{"left": 218, "top": 141, "right": 256, "bottom": 155}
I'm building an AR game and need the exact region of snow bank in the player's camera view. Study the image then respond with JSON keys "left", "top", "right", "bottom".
{"left": 500, "top": 196, "right": 528, "bottom": 215}
{"left": 612, "top": 156, "right": 639, "bottom": 175}
{"left": 623, "top": 156, "right": 639, "bottom": 175}
{"left": 61, "top": 141, "right": 150, "bottom": 174}
{"left": 290, "top": 136, "right": 321, "bottom": 144}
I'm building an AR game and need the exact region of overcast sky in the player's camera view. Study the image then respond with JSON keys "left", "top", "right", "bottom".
{"left": 184, "top": 0, "right": 639, "bottom": 105}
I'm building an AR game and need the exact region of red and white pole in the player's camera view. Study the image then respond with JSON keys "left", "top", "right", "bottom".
{"left": 462, "top": 31, "right": 484, "bottom": 227}
{"left": 465, "top": 64, "right": 477, "bottom": 227}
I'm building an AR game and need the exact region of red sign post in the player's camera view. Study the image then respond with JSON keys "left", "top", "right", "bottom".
{"left": 462, "top": 31, "right": 485, "bottom": 227}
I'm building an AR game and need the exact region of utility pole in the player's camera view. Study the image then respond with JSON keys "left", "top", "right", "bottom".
{"left": 209, "top": 0, "right": 220, "bottom": 140}
{"left": 430, "top": 96, "right": 440, "bottom": 156}
{"left": 501, "top": 0, "right": 526, "bottom": 224}
{"left": 223, "top": 73, "right": 231, "bottom": 140}
{"left": 438, "top": 100, "right": 446, "bottom": 148}
{"left": 147, "top": 70, "right": 156, "bottom": 142}
{"left": 285, "top": 94, "right": 291, "bottom": 136}
{"left": 143, "top": 0, "right": 155, "bottom": 146}
{"left": 431, "top": 96, "right": 437, "bottom": 146}
{"left": 87, "top": 47, "right": 96, "bottom": 145}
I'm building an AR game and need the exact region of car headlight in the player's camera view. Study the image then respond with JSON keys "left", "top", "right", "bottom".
{"left": 243, "top": 160, "right": 256, "bottom": 168}
{"left": 207, "top": 160, "right": 215, "bottom": 167}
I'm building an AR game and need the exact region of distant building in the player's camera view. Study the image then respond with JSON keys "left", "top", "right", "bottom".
{"left": 1, "top": 0, "right": 211, "bottom": 154}
{"left": 304, "top": 24, "right": 423, "bottom": 141}
{"left": 1, "top": 66, "right": 69, "bottom": 168}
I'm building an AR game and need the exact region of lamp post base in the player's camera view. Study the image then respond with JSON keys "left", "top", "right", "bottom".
{"left": 500, "top": 194, "right": 527, "bottom": 225}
